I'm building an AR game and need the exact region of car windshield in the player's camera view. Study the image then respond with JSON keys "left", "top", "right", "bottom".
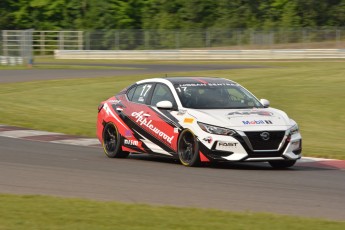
{"left": 174, "top": 83, "right": 263, "bottom": 109}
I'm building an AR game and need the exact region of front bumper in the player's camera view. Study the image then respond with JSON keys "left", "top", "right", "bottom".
{"left": 199, "top": 130, "right": 302, "bottom": 162}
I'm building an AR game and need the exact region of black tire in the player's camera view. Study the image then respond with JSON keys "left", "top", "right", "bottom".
{"left": 102, "top": 122, "right": 129, "bottom": 158}
{"left": 177, "top": 129, "right": 200, "bottom": 167}
{"left": 268, "top": 160, "right": 296, "bottom": 169}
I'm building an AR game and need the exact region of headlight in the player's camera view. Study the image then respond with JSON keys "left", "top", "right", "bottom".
{"left": 198, "top": 122, "right": 236, "bottom": 136}
{"left": 289, "top": 124, "right": 299, "bottom": 135}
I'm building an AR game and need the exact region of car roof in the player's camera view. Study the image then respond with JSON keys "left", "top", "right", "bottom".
{"left": 135, "top": 77, "right": 238, "bottom": 87}
{"left": 165, "top": 77, "right": 236, "bottom": 85}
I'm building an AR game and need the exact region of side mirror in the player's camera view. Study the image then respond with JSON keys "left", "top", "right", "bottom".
{"left": 260, "top": 99, "right": 270, "bottom": 108}
{"left": 156, "top": 100, "right": 173, "bottom": 109}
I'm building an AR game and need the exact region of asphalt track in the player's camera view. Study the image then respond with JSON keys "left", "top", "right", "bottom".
{"left": 0, "top": 63, "right": 259, "bottom": 83}
{"left": 1, "top": 63, "right": 345, "bottom": 221}
{"left": 1, "top": 136, "right": 345, "bottom": 221}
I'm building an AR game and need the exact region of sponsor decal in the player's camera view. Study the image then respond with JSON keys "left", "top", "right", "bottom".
{"left": 242, "top": 120, "right": 273, "bottom": 125}
{"left": 216, "top": 141, "right": 238, "bottom": 151}
{"left": 177, "top": 109, "right": 187, "bottom": 115}
{"left": 178, "top": 83, "right": 236, "bottom": 87}
{"left": 124, "top": 139, "right": 139, "bottom": 146}
{"left": 174, "top": 128, "right": 179, "bottom": 133}
{"left": 228, "top": 111, "right": 273, "bottom": 116}
{"left": 207, "top": 83, "right": 236, "bottom": 86}
{"left": 218, "top": 142, "right": 238, "bottom": 147}
{"left": 203, "top": 136, "right": 213, "bottom": 144}
{"left": 184, "top": 118, "right": 194, "bottom": 124}
{"left": 131, "top": 111, "right": 174, "bottom": 144}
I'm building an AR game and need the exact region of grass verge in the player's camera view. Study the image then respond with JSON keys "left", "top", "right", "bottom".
{"left": 0, "top": 61, "right": 344, "bottom": 159}
{"left": 0, "top": 194, "right": 344, "bottom": 230}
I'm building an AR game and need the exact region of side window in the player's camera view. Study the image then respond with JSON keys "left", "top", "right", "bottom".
{"left": 151, "top": 84, "right": 176, "bottom": 107}
{"left": 126, "top": 86, "right": 136, "bottom": 101}
{"left": 132, "top": 84, "right": 153, "bottom": 104}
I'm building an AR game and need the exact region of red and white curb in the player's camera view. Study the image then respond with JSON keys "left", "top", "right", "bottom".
{"left": 1, "top": 124, "right": 344, "bottom": 170}
{"left": 297, "top": 157, "right": 345, "bottom": 170}
{"left": 0, "top": 125, "right": 101, "bottom": 147}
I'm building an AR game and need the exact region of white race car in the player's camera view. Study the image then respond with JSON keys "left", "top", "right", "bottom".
{"left": 97, "top": 77, "right": 302, "bottom": 168}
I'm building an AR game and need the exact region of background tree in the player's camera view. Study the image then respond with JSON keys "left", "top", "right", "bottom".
{"left": 0, "top": 0, "right": 344, "bottom": 30}
{"left": 0, "top": 0, "right": 16, "bottom": 29}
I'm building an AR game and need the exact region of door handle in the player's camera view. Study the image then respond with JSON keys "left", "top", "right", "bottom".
{"left": 143, "top": 113, "right": 150, "bottom": 117}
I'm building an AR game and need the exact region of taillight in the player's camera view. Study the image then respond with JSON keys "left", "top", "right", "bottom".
{"left": 98, "top": 104, "right": 104, "bottom": 113}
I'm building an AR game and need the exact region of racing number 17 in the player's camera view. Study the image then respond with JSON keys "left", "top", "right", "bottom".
{"left": 140, "top": 84, "right": 152, "bottom": 97}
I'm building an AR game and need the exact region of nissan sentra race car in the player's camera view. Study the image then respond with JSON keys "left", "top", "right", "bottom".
{"left": 97, "top": 77, "right": 302, "bottom": 168}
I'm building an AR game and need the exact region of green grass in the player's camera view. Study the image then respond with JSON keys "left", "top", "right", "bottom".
{"left": 34, "top": 65, "right": 142, "bottom": 70}
{"left": 0, "top": 61, "right": 344, "bottom": 159}
{"left": 0, "top": 65, "right": 27, "bottom": 70}
{"left": 0, "top": 194, "right": 344, "bottom": 230}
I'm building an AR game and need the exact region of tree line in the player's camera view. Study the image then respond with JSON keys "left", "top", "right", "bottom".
{"left": 1, "top": 0, "right": 344, "bottom": 30}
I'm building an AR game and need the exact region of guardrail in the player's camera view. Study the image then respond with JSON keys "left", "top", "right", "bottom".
{"left": 55, "top": 49, "right": 345, "bottom": 60}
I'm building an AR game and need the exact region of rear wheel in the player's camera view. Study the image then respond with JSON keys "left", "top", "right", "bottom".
{"left": 268, "top": 160, "right": 296, "bottom": 169}
{"left": 102, "top": 122, "right": 129, "bottom": 158}
{"left": 177, "top": 130, "right": 200, "bottom": 167}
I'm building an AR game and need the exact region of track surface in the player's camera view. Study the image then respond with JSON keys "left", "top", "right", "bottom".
{"left": 1, "top": 63, "right": 345, "bottom": 221}
{"left": 1, "top": 136, "right": 344, "bottom": 221}
{"left": 0, "top": 63, "right": 258, "bottom": 83}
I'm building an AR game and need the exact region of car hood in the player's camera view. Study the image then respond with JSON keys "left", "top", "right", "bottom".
{"left": 187, "top": 108, "right": 292, "bottom": 131}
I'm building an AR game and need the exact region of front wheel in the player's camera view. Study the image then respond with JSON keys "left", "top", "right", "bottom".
{"left": 268, "top": 160, "right": 296, "bottom": 169}
{"left": 102, "top": 122, "right": 129, "bottom": 158}
{"left": 177, "top": 129, "right": 200, "bottom": 167}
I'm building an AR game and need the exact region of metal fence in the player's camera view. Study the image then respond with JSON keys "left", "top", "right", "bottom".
{"left": 2, "top": 28, "right": 345, "bottom": 58}
{"left": 83, "top": 28, "right": 345, "bottom": 50}
{"left": 1, "top": 30, "right": 33, "bottom": 65}
{"left": 2, "top": 30, "right": 83, "bottom": 56}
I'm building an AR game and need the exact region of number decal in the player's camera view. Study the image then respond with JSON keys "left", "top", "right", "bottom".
{"left": 140, "top": 84, "right": 152, "bottom": 97}
{"left": 176, "top": 86, "right": 187, "bottom": 92}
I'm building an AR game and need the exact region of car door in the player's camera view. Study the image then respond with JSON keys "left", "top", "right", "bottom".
{"left": 146, "top": 83, "right": 180, "bottom": 154}
{"left": 120, "top": 83, "right": 178, "bottom": 156}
